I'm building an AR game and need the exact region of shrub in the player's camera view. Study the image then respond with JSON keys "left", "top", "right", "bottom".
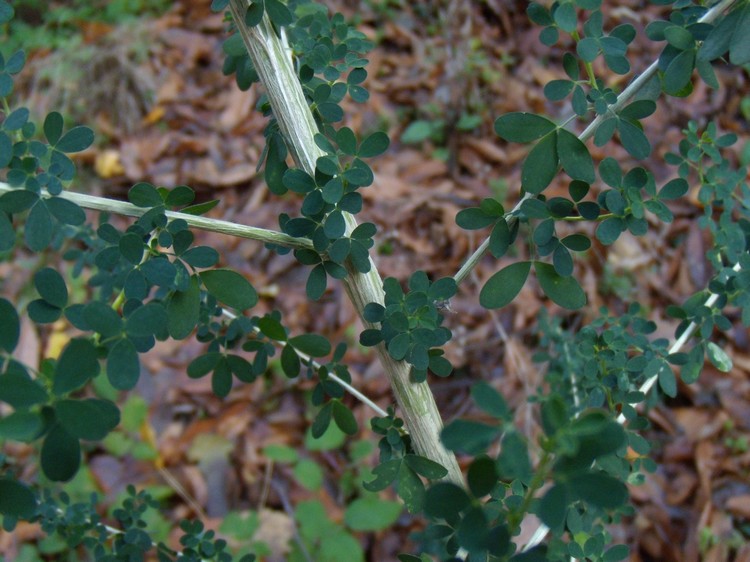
{"left": 0, "top": 0, "right": 748, "bottom": 559}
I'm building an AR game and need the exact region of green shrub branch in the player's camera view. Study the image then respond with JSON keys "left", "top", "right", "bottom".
{"left": 453, "top": 0, "right": 739, "bottom": 291}
{"left": 0, "top": 182, "right": 312, "bottom": 250}
{"left": 227, "top": 0, "right": 464, "bottom": 484}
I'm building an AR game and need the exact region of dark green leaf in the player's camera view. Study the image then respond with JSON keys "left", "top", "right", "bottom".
{"left": 118, "top": 232, "right": 144, "bottom": 265}
{"left": 596, "top": 216, "right": 625, "bottom": 245}
{"left": 0, "top": 298, "right": 20, "bottom": 353}
{"left": 107, "top": 338, "right": 140, "bottom": 390}
{"left": 471, "top": 381, "right": 509, "bottom": 419}
{"left": 544, "top": 79, "right": 574, "bottom": 101}
{"left": 456, "top": 207, "right": 497, "bottom": 230}
{"left": 479, "top": 261, "right": 531, "bottom": 309}
{"left": 283, "top": 169, "right": 316, "bottom": 193}
{"left": 46, "top": 197, "right": 85, "bottom": 225}
{"left": 311, "top": 402, "right": 333, "bottom": 438}
{"left": 187, "top": 352, "right": 221, "bottom": 378}
{"left": 44, "top": 111, "right": 64, "bottom": 145}
{"left": 332, "top": 400, "right": 358, "bottom": 435}
{"left": 387, "top": 332, "right": 410, "bottom": 361}
{"left": 577, "top": 37, "right": 600, "bottom": 61}
{"left": 404, "top": 455, "right": 448, "bottom": 480}
{"left": 53, "top": 338, "right": 100, "bottom": 395}
{"left": 457, "top": 506, "right": 490, "bottom": 552}
{"left": 619, "top": 100, "right": 656, "bottom": 121}
{"left": 617, "top": 119, "right": 651, "bottom": 159}
{"left": 265, "top": 0, "right": 293, "bottom": 26}
{"left": 358, "top": 131, "right": 390, "bottom": 158}
{"left": 181, "top": 246, "right": 220, "bottom": 268}
{"left": 306, "top": 264, "right": 327, "bottom": 300}
{"left": 181, "top": 199, "right": 220, "bottom": 216}
{"left": 568, "top": 471, "right": 628, "bottom": 509}
{"left": 663, "top": 25, "right": 694, "bottom": 50}
{"left": 729, "top": 5, "right": 750, "bottom": 65}
{"left": 164, "top": 185, "right": 195, "bottom": 207}
{"left": 497, "top": 431, "right": 532, "bottom": 482}
{"left": 27, "top": 300, "right": 61, "bottom": 324}
{"left": 258, "top": 315, "right": 287, "bottom": 341}
{"left": 0, "top": 210, "right": 13, "bottom": 251}
{"left": 697, "top": 7, "right": 739, "bottom": 61}
{"left": 55, "top": 126, "right": 94, "bottom": 153}
{"left": 397, "top": 464, "right": 426, "bottom": 514}
{"left": 0, "top": 372, "right": 48, "bottom": 408}
{"left": 128, "top": 182, "right": 163, "bottom": 207}
{"left": 441, "top": 419, "right": 499, "bottom": 455}
{"left": 363, "top": 459, "right": 401, "bottom": 492}
{"left": 317, "top": 102, "right": 343, "bottom": 122}
{"left": 281, "top": 343, "right": 300, "bottom": 377}
{"left": 125, "top": 302, "right": 168, "bottom": 337}
{"left": 200, "top": 269, "right": 258, "bottom": 311}
{"left": 245, "top": 1, "right": 264, "bottom": 26}
{"left": 659, "top": 178, "right": 688, "bottom": 200}
{"left": 288, "top": 334, "right": 331, "bottom": 357}
{"left": 212, "top": 357, "right": 233, "bottom": 397}
{"left": 83, "top": 301, "right": 122, "bottom": 338}
{"left": 167, "top": 276, "right": 200, "bottom": 339}
{"left": 56, "top": 398, "right": 120, "bottom": 440}
{"left": 527, "top": 2, "right": 553, "bottom": 25}
{"left": 321, "top": 177, "right": 343, "bottom": 204}
{"left": 25, "top": 200, "right": 53, "bottom": 251}
{"left": 351, "top": 222, "right": 376, "bottom": 239}
{"left": 594, "top": 116, "right": 617, "bottom": 146}
{"left": 535, "top": 262, "right": 586, "bottom": 309}
{"left": 0, "top": 132, "right": 11, "bottom": 169}
{"left": 522, "top": 131, "right": 559, "bottom": 194}
{"left": 552, "top": 245, "right": 573, "bottom": 276}
{"left": 428, "top": 277, "right": 457, "bottom": 300}
{"left": 359, "top": 328, "right": 383, "bottom": 346}
{"left": 554, "top": 2, "right": 577, "bottom": 32}
{"left": 3, "top": 108, "right": 29, "bottom": 131}
{"left": 335, "top": 127, "right": 357, "bottom": 155}
{"left": 658, "top": 365, "right": 677, "bottom": 397}
{"left": 557, "top": 129, "right": 595, "bottom": 183}
{"left": 538, "top": 484, "right": 568, "bottom": 530}
{"left": 424, "top": 482, "right": 470, "bottom": 520}
{"left": 41, "top": 424, "right": 80, "bottom": 481}
{"left": 34, "top": 267, "right": 68, "bottom": 308}
{"left": 664, "top": 48, "right": 696, "bottom": 95}
{"left": 324, "top": 209, "right": 346, "bottom": 239}
{"left": 494, "top": 112, "right": 556, "bottom": 143}
{"left": 0, "top": 479, "right": 37, "bottom": 519}
{"left": 489, "top": 220, "right": 511, "bottom": 258}
{"left": 467, "top": 455, "right": 499, "bottom": 497}
{"left": 561, "top": 234, "right": 591, "bottom": 251}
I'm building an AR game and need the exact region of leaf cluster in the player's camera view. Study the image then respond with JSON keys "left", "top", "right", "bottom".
{"left": 359, "top": 271, "right": 456, "bottom": 381}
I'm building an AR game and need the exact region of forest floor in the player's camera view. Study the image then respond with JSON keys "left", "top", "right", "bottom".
{"left": 3, "top": 0, "right": 750, "bottom": 560}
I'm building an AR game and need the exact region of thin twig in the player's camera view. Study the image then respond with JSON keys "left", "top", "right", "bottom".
{"left": 222, "top": 309, "right": 390, "bottom": 418}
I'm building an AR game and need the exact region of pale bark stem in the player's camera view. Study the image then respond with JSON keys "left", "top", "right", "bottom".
{"left": 228, "top": 0, "right": 463, "bottom": 484}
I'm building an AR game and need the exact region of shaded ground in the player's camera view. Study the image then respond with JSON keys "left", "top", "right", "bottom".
{"left": 2, "top": 0, "right": 750, "bottom": 560}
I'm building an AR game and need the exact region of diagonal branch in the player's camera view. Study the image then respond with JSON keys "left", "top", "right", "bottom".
{"left": 522, "top": 261, "right": 744, "bottom": 551}
{"left": 0, "top": 182, "right": 313, "bottom": 250}
{"left": 227, "top": 0, "right": 463, "bottom": 484}
{"left": 452, "top": 0, "right": 739, "bottom": 287}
